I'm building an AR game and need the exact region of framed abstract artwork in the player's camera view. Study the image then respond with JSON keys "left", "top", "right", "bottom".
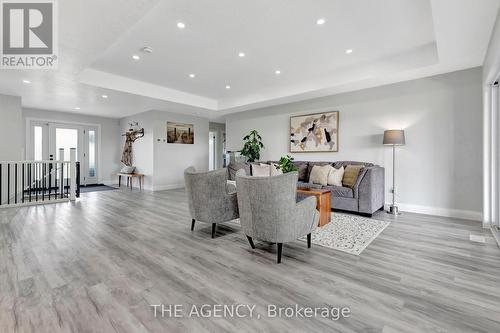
{"left": 290, "top": 111, "right": 339, "bottom": 152}
{"left": 167, "top": 122, "right": 194, "bottom": 144}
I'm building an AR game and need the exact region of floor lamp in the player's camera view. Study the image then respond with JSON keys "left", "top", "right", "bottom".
{"left": 383, "top": 130, "right": 406, "bottom": 215}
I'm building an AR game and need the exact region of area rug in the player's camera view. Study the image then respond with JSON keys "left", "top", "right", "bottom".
{"left": 80, "top": 185, "right": 118, "bottom": 193}
{"left": 299, "top": 213, "right": 390, "bottom": 255}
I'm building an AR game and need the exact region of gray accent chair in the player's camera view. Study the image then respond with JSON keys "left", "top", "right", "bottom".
{"left": 236, "top": 170, "right": 318, "bottom": 263}
{"left": 184, "top": 167, "right": 239, "bottom": 238}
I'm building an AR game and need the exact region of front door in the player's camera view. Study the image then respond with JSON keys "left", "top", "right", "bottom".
{"left": 28, "top": 121, "right": 99, "bottom": 186}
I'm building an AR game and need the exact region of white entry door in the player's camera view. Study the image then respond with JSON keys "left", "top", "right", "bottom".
{"left": 28, "top": 121, "right": 99, "bottom": 186}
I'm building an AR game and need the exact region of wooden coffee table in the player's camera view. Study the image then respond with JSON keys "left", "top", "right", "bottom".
{"left": 296, "top": 188, "right": 331, "bottom": 227}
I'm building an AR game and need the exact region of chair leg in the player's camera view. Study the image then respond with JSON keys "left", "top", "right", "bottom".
{"left": 191, "top": 219, "right": 195, "bottom": 231}
{"left": 246, "top": 236, "right": 255, "bottom": 249}
{"left": 307, "top": 233, "right": 312, "bottom": 248}
{"left": 277, "top": 243, "right": 283, "bottom": 264}
{"left": 211, "top": 223, "right": 216, "bottom": 238}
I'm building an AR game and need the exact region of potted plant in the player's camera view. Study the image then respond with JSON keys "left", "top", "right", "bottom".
{"left": 277, "top": 155, "right": 298, "bottom": 173}
{"left": 240, "top": 130, "right": 264, "bottom": 162}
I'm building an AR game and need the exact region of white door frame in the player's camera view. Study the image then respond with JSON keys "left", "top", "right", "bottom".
{"left": 26, "top": 117, "right": 103, "bottom": 184}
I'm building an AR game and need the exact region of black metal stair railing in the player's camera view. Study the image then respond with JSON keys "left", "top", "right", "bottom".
{"left": 0, "top": 160, "right": 80, "bottom": 207}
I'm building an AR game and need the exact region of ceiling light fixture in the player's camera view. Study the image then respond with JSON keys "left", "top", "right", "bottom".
{"left": 316, "top": 18, "right": 326, "bottom": 25}
{"left": 345, "top": 49, "right": 353, "bottom": 54}
{"left": 177, "top": 22, "right": 185, "bottom": 29}
{"left": 238, "top": 52, "right": 245, "bottom": 57}
{"left": 102, "top": 95, "right": 108, "bottom": 99}
{"left": 22, "top": 79, "right": 31, "bottom": 84}
{"left": 225, "top": 85, "right": 231, "bottom": 89}
{"left": 132, "top": 55, "right": 140, "bottom": 60}
{"left": 189, "top": 73, "right": 195, "bottom": 78}
{"left": 74, "top": 107, "right": 81, "bottom": 110}
{"left": 275, "top": 70, "right": 281, "bottom": 75}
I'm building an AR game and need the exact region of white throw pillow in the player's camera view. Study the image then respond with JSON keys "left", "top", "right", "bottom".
{"left": 327, "top": 166, "right": 344, "bottom": 186}
{"left": 268, "top": 163, "right": 283, "bottom": 176}
{"left": 309, "top": 165, "right": 332, "bottom": 186}
{"left": 252, "top": 163, "right": 271, "bottom": 177}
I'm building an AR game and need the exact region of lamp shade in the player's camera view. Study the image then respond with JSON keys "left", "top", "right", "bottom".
{"left": 383, "top": 130, "right": 405, "bottom": 146}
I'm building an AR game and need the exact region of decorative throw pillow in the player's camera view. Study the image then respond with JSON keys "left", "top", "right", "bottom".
{"left": 252, "top": 163, "right": 271, "bottom": 177}
{"left": 342, "top": 165, "right": 364, "bottom": 188}
{"left": 327, "top": 166, "right": 344, "bottom": 186}
{"left": 309, "top": 165, "right": 332, "bottom": 186}
{"left": 268, "top": 163, "right": 283, "bottom": 176}
{"left": 120, "top": 166, "right": 136, "bottom": 174}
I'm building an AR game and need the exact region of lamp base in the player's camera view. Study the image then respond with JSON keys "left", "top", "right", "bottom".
{"left": 387, "top": 205, "right": 401, "bottom": 215}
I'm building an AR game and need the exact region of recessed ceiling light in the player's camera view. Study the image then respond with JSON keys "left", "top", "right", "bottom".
{"left": 101, "top": 95, "right": 108, "bottom": 99}
{"left": 345, "top": 49, "right": 353, "bottom": 54}
{"left": 275, "top": 70, "right": 281, "bottom": 75}
{"left": 189, "top": 73, "right": 196, "bottom": 78}
{"left": 177, "top": 22, "right": 185, "bottom": 29}
{"left": 22, "top": 79, "right": 31, "bottom": 84}
{"left": 74, "top": 107, "right": 81, "bottom": 110}
{"left": 238, "top": 52, "right": 245, "bottom": 57}
{"left": 132, "top": 55, "right": 140, "bottom": 60}
{"left": 225, "top": 85, "right": 231, "bottom": 89}
{"left": 316, "top": 18, "right": 326, "bottom": 25}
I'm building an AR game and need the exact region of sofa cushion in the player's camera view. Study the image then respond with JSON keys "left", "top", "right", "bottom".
{"left": 293, "top": 161, "right": 309, "bottom": 181}
{"left": 252, "top": 163, "right": 271, "bottom": 177}
{"left": 327, "top": 166, "right": 344, "bottom": 186}
{"left": 307, "top": 162, "right": 334, "bottom": 181}
{"left": 324, "top": 185, "right": 354, "bottom": 198}
{"left": 343, "top": 165, "right": 364, "bottom": 188}
{"left": 297, "top": 181, "right": 324, "bottom": 190}
{"left": 334, "top": 161, "right": 373, "bottom": 169}
{"left": 228, "top": 162, "right": 251, "bottom": 180}
{"left": 309, "top": 165, "right": 332, "bottom": 186}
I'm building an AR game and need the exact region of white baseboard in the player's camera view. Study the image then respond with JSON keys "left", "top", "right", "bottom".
{"left": 152, "top": 183, "right": 185, "bottom": 191}
{"left": 385, "top": 202, "right": 482, "bottom": 222}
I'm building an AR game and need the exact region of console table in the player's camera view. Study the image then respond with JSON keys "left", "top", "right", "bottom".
{"left": 296, "top": 188, "right": 331, "bottom": 227}
{"left": 118, "top": 173, "right": 144, "bottom": 191}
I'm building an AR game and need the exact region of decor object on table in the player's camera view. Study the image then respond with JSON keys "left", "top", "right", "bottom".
{"left": 240, "top": 130, "right": 264, "bottom": 162}
{"left": 167, "top": 122, "right": 194, "bottom": 144}
{"left": 383, "top": 129, "right": 406, "bottom": 215}
{"left": 276, "top": 155, "right": 299, "bottom": 173}
{"left": 290, "top": 111, "right": 339, "bottom": 152}
{"left": 121, "top": 122, "right": 144, "bottom": 167}
{"left": 184, "top": 167, "right": 239, "bottom": 238}
{"left": 299, "top": 212, "right": 390, "bottom": 255}
{"left": 235, "top": 170, "right": 318, "bottom": 263}
{"left": 120, "top": 166, "right": 136, "bottom": 174}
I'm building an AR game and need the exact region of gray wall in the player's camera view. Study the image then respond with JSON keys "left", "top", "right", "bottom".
{"left": 23, "top": 108, "right": 122, "bottom": 183}
{"left": 226, "top": 68, "right": 483, "bottom": 220}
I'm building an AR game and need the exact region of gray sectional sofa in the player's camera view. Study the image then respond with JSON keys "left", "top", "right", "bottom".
{"left": 228, "top": 160, "right": 385, "bottom": 216}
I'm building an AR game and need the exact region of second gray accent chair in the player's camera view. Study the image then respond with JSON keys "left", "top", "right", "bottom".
{"left": 235, "top": 170, "right": 318, "bottom": 263}
{"left": 184, "top": 167, "right": 239, "bottom": 238}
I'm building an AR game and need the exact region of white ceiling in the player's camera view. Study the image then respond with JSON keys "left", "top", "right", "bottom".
{"left": 0, "top": 0, "right": 499, "bottom": 119}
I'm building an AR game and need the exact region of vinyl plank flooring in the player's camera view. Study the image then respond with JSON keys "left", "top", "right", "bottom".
{"left": 0, "top": 188, "right": 499, "bottom": 332}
